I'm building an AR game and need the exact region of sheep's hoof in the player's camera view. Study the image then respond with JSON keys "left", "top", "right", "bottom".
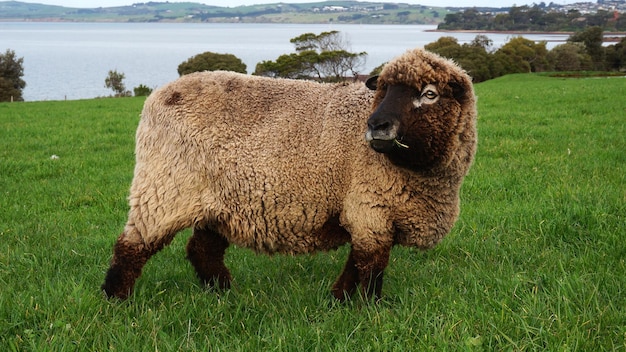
{"left": 331, "top": 287, "right": 354, "bottom": 302}
{"left": 331, "top": 277, "right": 359, "bottom": 302}
{"left": 101, "top": 239, "right": 151, "bottom": 300}
{"left": 202, "top": 272, "right": 231, "bottom": 291}
{"left": 101, "top": 266, "right": 133, "bottom": 300}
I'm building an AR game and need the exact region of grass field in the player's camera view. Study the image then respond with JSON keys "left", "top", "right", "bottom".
{"left": 1, "top": 74, "right": 624, "bottom": 350}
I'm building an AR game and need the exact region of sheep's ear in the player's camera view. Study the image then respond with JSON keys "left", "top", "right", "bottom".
{"left": 365, "top": 75, "right": 379, "bottom": 90}
{"left": 449, "top": 81, "right": 466, "bottom": 102}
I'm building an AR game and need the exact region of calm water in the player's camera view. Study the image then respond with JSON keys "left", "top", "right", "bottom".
{"left": 1, "top": 22, "right": 569, "bottom": 101}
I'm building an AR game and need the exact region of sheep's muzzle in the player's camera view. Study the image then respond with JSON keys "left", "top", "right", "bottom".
{"left": 366, "top": 84, "right": 413, "bottom": 154}
{"left": 367, "top": 137, "right": 396, "bottom": 153}
{"left": 365, "top": 112, "right": 402, "bottom": 154}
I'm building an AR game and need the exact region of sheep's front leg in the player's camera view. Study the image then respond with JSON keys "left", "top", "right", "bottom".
{"left": 102, "top": 230, "right": 160, "bottom": 300}
{"left": 331, "top": 249, "right": 359, "bottom": 301}
{"left": 186, "top": 227, "right": 231, "bottom": 290}
{"left": 332, "top": 244, "right": 391, "bottom": 301}
{"left": 353, "top": 245, "right": 390, "bottom": 301}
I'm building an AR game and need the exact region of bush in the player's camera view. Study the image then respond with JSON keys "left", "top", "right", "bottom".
{"left": 133, "top": 84, "right": 153, "bottom": 97}
{"left": 177, "top": 52, "right": 246, "bottom": 76}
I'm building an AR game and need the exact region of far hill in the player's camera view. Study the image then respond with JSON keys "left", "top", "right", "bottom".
{"left": 0, "top": 1, "right": 457, "bottom": 24}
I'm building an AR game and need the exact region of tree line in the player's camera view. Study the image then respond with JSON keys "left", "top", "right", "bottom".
{"left": 438, "top": 5, "right": 626, "bottom": 32}
{"left": 424, "top": 27, "right": 626, "bottom": 83}
{"left": 2, "top": 27, "right": 626, "bottom": 101}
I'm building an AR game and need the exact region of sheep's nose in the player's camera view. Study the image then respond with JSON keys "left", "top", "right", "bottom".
{"left": 368, "top": 119, "right": 392, "bottom": 132}
{"left": 367, "top": 111, "right": 399, "bottom": 139}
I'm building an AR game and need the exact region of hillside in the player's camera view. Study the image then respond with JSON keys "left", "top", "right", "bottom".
{"left": 0, "top": 1, "right": 453, "bottom": 24}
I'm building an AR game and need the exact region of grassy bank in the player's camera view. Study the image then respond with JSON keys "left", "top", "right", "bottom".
{"left": 1, "top": 74, "right": 624, "bottom": 350}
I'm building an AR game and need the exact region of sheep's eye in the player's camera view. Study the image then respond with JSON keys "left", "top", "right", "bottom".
{"left": 419, "top": 84, "right": 439, "bottom": 105}
{"left": 423, "top": 90, "right": 437, "bottom": 99}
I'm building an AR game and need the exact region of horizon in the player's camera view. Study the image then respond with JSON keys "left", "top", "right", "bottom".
{"left": 6, "top": 0, "right": 590, "bottom": 9}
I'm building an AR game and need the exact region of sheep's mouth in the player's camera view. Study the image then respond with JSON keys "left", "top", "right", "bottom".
{"left": 368, "top": 138, "right": 409, "bottom": 153}
{"left": 365, "top": 124, "right": 409, "bottom": 153}
{"left": 369, "top": 138, "right": 395, "bottom": 153}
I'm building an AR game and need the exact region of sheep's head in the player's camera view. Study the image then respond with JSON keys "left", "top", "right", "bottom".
{"left": 365, "top": 48, "right": 476, "bottom": 172}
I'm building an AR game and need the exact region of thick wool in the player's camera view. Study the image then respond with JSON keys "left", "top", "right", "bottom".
{"left": 127, "top": 73, "right": 372, "bottom": 254}
{"left": 102, "top": 48, "right": 477, "bottom": 300}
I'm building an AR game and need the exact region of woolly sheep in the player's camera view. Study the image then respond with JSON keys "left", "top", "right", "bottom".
{"left": 101, "top": 48, "right": 477, "bottom": 301}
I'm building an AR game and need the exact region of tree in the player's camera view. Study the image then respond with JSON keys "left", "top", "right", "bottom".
{"left": 254, "top": 52, "right": 314, "bottom": 79}
{"left": 457, "top": 36, "right": 496, "bottom": 82}
{"left": 254, "top": 31, "right": 366, "bottom": 82}
{"left": 290, "top": 31, "right": 347, "bottom": 52}
{"left": 177, "top": 52, "right": 246, "bottom": 76}
{"left": 0, "top": 49, "right": 26, "bottom": 102}
{"left": 547, "top": 43, "right": 593, "bottom": 71}
{"left": 105, "top": 70, "right": 130, "bottom": 97}
{"left": 424, "top": 36, "right": 464, "bottom": 59}
{"left": 425, "top": 35, "right": 496, "bottom": 82}
{"left": 313, "top": 50, "right": 366, "bottom": 81}
{"left": 605, "top": 37, "right": 626, "bottom": 71}
{"left": 568, "top": 26, "right": 605, "bottom": 70}
{"left": 494, "top": 37, "right": 549, "bottom": 75}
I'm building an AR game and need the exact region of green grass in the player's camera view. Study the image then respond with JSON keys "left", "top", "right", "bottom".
{"left": 1, "top": 74, "right": 625, "bottom": 350}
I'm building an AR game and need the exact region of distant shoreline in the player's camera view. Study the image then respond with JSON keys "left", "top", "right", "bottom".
{"left": 3, "top": 19, "right": 626, "bottom": 42}
{"left": 428, "top": 29, "right": 626, "bottom": 42}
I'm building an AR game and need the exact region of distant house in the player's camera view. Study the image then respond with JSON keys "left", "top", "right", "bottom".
{"left": 322, "top": 6, "right": 348, "bottom": 12}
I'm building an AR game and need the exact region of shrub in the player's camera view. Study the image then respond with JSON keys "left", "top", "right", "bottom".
{"left": 133, "top": 84, "right": 153, "bottom": 97}
{"left": 177, "top": 52, "right": 246, "bottom": 76}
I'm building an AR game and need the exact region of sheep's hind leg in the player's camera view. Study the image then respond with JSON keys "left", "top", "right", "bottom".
{"left": 186, "top": 227, "right": 231, "bottom": 290}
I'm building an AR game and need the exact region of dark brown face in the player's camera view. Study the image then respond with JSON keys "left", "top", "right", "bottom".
{"left": 365, "top": 79, "right": 466, "bottom": 171}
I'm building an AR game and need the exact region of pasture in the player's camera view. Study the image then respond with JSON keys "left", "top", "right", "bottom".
{"left": 1, "top": 74, "right": 624, "bottom": 350}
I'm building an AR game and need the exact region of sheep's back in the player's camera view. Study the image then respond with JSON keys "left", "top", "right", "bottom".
{"left": 136, "top": 71, "right": 373, "bottom": 253}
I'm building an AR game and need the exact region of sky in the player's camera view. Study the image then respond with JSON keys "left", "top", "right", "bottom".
{"left": 17, "top": 0, "right": 584, "bottom": 9}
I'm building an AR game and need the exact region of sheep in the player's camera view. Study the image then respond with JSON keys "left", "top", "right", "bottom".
{"left": 101, "top": 47, "right": 477, "bottom": 301}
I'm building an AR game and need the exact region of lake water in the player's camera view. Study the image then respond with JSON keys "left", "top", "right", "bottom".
{"left": 0, "top": 22, "right": 570, "bottom": 101}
